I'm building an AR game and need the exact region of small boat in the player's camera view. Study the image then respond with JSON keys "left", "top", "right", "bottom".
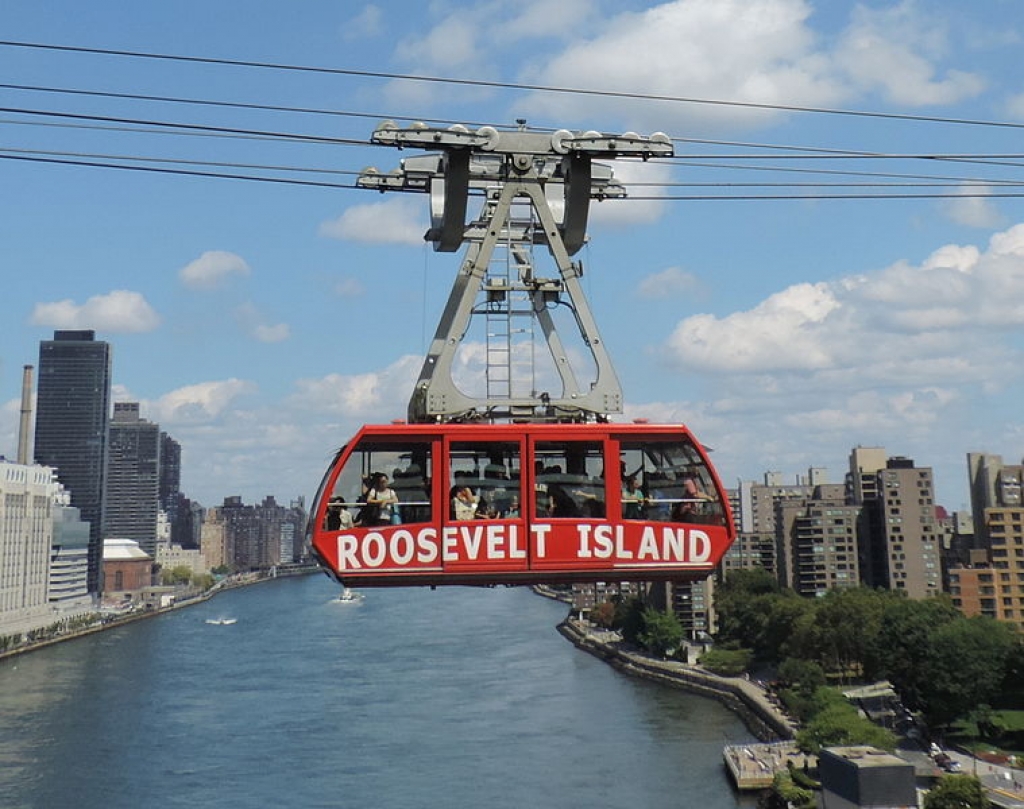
{"left": 205, "top": 618, "right": 237, "bottom": 625}
{"left": 337, "top": 588, "right": 364, "bottom": 603}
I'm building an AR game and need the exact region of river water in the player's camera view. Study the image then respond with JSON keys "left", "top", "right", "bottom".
{"left": 0, "top": 575, "right": 758, "bottom": 809}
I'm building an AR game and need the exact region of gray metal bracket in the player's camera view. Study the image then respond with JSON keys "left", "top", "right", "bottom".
{"left": 358, "top": 122, "right": 673, "bottom": 423}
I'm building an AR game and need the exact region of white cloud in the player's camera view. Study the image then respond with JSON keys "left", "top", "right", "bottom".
{"left": 517, "top": 0, "right": 844, "bottom": 133}
{"left": 834, "top": 2, "right": 985, "bottom": 106}
{"left": 396, "top": 15, "right": 480, "bottom": 71}
{"left": 665, "top": 223, "right": 1024, "bottom": 385}
{"left": 30, "top": 290, "right": 160, "bottom": 333}
{"left": 940, "top": 185, "right": 1006, "bottom": 229}
{"left": 343, "top": 4, "right": 384, "bottom": 40}
{"left": 149, "top": 379, "right": 257, "bottom": 425}
{"left": 1005, "top": 92, "right": 1024, "bottom": 121}
{"left": 667, "top": 282, "right": 840, "bottom": 372}
{"left": 234, "top": 302, "right": 290, "bottom": 344}
{"left": 179, "top": 251, "right": 251, "bottom": 290}
{"left": 591, "top": 160, "right": 675, "bottom": 227}
{"left": 288, "top": 355, "right": 421, "bottom": 420}
{"left": 637, "top": 266, "right": 702, "bottom": 299}
{"left": 319, "top": 197, "right": 427, "bottom": 246}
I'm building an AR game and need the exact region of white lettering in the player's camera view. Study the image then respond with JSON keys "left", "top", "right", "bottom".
{"left": 391, "top": 530, "right": 415, "bottom": 565}
{"left": 593, "top": 524, "right": 615, "bottom": 559}
{"left": 462, "top": 525, "right": 484, "bottom": 560}
{"left": 615, "top": 524, "right": 632, "bottom": 559}
{"left": 442, "top": 526, "right": 458, "bottom": 561}
{"left": 337, "top": 535, "right": 361, "bottom": 569}
{"left": 486, "top": 524, "right": 505, "bottom": 559}
{"left": 689, "top": 529, "right": 711, "bottom": 562}
{"left": 662, "top": 527, "right": 685, "bottom": 561}
{"left": 638, "top": 527, "right": 658, "bottom": 560}
{"left": 508, "top": 525, "right": 526, "bottom": 560}
{"left": 416, "top": 528, "right": 438, "bottom": 563}
{"left": 576, "top": 524, "right": 593, "bottom": 558}
{"left": 363, "top": 532, "right": 386, "bottom": 567}
{"left": 531, "top": 524, "right": 550, "bottom": 558}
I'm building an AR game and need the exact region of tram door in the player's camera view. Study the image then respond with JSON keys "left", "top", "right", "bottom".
{"left": 441, "top": 434, "right": 529, "bottom": 576}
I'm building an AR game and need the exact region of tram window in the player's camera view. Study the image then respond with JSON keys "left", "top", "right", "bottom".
{"left": 328, "top": 439, "right": 433, "bottom": 526}
{"left": 534, "top": 441, "right": 605, "bottom": 518}
{"left": 619, "top": 438, "right": 722, "bottom": 524}
{"left": 448, "top": 441, "right": 521, "bottom": 519}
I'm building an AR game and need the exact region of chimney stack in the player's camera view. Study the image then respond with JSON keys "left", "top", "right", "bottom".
{"left": 18, "top": 365, "right": 33, "bottom": 465}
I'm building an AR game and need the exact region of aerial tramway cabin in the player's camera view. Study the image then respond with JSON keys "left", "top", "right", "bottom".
{"left": 310, "top": 421, "right": 734, "bottom": 588}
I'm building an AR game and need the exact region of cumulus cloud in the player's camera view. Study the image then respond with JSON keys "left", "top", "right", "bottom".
{"left": 319, "top": 197, "right": 427, "bottom": 245}
{"left": 665, "top": 223, "right": 1024, "bottom": 386}
{"left": 834, "top": 2, "right": 985, "bottom": 106}
{"left": 179, "top": 250, "right": 251, "bottom": 290}
{"left": 511, "top": 0, "right": 983, "bottom": 135}
{"left": 30, "top": 290, "right": 160, "bottom": 333}
{"left": 940, "top": 184, "right": 1007, "bottom": 229}
{"left": 288, "top": 355, "right": 422, "bottom": 420}
{"left": 149, "top": 379, "right": 257, "bottom": 425}
{"left": 590, "top": 159, "right": 675, "bottom": 227}
{"left": 517, "top": 0, "right": 843, "bottom": 133}
{"left": 234, "top": 302, "right": 290, "bottom": 344}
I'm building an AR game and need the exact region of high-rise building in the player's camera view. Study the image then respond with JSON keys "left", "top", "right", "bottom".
{"left": 0, "top": 460, "right": 57, "bottom": 635}
{"left": 951, "top": 452, "right": 1024, "bottom": 629}
{"left": 857, "top": 457, "right": 942, "bottom": 598}
{"left": 777, "top": 485, "right": 860, "bottom": 596}
{"left": 34, "top": 330, "right": 112, "bottom": 595}
{"left": 49, "top": 491, "right": 92, "bottom": 615}
{"left": 106, "top": 403, "right": 161, "bottom": 557}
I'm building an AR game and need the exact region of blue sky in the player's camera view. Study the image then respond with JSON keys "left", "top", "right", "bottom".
{"left": 2, "top": 0, "right": 1024, "bottom": 511}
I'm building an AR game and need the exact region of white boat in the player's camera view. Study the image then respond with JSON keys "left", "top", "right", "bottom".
{"left": 205, "top": 618, "right": 237, "bottom": 625}
{"left": 337, "top": 588, "right": 364, "bottom": 603}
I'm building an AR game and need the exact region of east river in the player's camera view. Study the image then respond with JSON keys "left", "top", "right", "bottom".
{"left": 0, "top": 575, "right": 759, "bottom": 809}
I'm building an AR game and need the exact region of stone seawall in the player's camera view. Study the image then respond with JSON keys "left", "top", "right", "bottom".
{"left": 556, "top": 618, "right": 797, "bottom": 743}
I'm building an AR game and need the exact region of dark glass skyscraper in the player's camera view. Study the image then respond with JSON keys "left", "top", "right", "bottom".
{"left": 34, "top": 330, "right": 112, "bottom": 595}
{"left": 107, "top": 402, "right": 161, "bottom": 557}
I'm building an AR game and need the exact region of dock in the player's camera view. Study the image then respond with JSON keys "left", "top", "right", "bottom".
{"left": 723, "top": 741, "right": 815, "bottom": 790}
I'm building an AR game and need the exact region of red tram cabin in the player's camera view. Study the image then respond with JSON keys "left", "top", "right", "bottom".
{"left": 309, "top": 422, "right": 735, "bottom": 587}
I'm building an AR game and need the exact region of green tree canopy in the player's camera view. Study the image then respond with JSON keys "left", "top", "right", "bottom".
{"left": 639, "top": 607, "right": 684, "bottom": 658}
{"left": 875, "top": 597, "right": 959, "bottom": 711}
{"left": 795, "top": 687, "right": 896, "bottom": 754}
{"left": 923, "top": 774, "right": 990, "bottom": 809}
{"left": 919, "top": 616, "right": 1018, "bottom": 728}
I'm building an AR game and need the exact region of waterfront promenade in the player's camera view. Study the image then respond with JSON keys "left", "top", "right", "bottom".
{"left": 556, "top": 616, "right": 1024, "bottom": 805}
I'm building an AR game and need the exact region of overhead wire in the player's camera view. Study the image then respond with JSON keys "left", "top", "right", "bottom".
{"left": 4, "top": 39, "right": 1024, "bottom": 132}
{"left": 3, "top": 40, "right": 1024, "bottom": 200}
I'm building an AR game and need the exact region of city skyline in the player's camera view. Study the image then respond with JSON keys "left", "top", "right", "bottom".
{"left": 3, "top": 2, "right": 1024, "bottom": 509}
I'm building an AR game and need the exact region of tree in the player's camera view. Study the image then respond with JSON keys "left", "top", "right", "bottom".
{"left": 714, "top": 568, "right": 780, "bottom": 653}
{"left": 795, "top": 687, "right": 896, "bottom": 754}
{"left": 612, "top": 596, "right": 645, "bottom": 645}
{"left": 161, "top": 565, "right": 193, "bottom": 586}
{"left": 923, "top": 774, "right": 990, "bottom": 809}
{"left": 590, "top": 601, "right": 616, "bottom": 629}
{"left": 638, "top": 607, "right": 683, "bottom": 658}
{"left": 777, "top": 658, "right": 826, "bottom": 694}
{"left": 876, "top": 597, "right": 959, "bottom": 711}
{"left": 810, "top": 588, "right": 894, "bottom": 682}
{"left": 699, "top": 647, "right": 753, "bottom": 676}
{"left": 919, "top": 616, "right": 1017, "bottom": 728}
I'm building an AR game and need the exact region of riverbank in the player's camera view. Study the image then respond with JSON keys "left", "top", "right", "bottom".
{"left": 556, "top": 616, "right": 798, "bottom": 743}
{"left": 0, "top": 564, "right": 319, "bottom": 662}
